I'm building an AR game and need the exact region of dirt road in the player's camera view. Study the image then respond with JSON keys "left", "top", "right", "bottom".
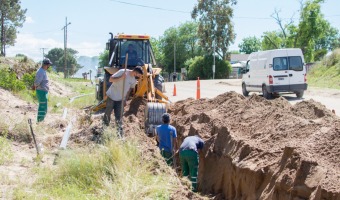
{"left": 164, "top": 79, "right": 340, "bottom": 116}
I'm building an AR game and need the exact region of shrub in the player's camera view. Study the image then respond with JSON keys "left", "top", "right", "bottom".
{"left": 0, "top": 68, "right": 26, "bottom": 91}
{"left": 22, "top": 71, "right": 36, "bottom": 89}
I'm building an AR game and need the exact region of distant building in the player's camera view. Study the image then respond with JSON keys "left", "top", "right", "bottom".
{"left": 229, "top": 54, "right": 249, "bottom": 79}
{"left": 230, "top": 54, "right": 249, "bottom": 64}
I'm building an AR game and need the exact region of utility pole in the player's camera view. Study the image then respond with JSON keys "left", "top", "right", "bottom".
{"left": 62, "top": 17, "right": 71, "bottom": 78}
{"left": 174, "top": 43, "right": 176, "bottom": 80}
{"left": 213, "top": 40, "right": 216, "bottom": 79}
{"left": 40, "top": 48, "right": 47, "bottom": 61}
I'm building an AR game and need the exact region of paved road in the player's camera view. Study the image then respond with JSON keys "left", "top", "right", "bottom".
{"left": 163, "top": 79, "right": 340, "bottom": 117}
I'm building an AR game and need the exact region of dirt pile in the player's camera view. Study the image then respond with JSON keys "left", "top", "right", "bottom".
{"left": 168, "top": 92, "right": 339, "bottom": 199}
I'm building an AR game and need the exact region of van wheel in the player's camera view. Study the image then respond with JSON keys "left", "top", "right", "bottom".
{"left": 262, "top": 85, "right": 272, "bottom": 99}
{"left": 242, "top": 83, "right": 249, "bottom": 96}
{"left": 296, "top": 91, "right": 304, "bottom": 98}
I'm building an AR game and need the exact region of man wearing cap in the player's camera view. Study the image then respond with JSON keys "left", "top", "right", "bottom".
{"left": 32, "top": 58, "right": 52, "bottom": 122}
{"left": 155, "top": 113, "right": 178, "bottom": 166}
{"left": 103, "top": 66, "right": 143, "bottom": 127}
{"left": 179, "top": 135, "right": 204, "bottom": 192}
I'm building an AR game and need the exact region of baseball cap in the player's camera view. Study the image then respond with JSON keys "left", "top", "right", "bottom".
{"left": 43, "top": 58, "right": 53, "bottom": 65}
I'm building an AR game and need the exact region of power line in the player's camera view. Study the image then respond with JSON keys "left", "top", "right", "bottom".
{"left": 110, "top": 0, "right": 189, "bottom": 14}
{"left": 110, "top": 0, "right": 340, "bottom": 20}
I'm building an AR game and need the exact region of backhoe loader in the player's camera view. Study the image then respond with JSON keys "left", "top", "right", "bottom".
{"left": 92, "top": 33, "right": 170, "bottom": 135}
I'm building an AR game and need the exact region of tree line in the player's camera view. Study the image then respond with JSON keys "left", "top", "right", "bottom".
{"left": 2, "top": 0, "right": 339, "bottom": 79}
{"left": 238, "top": 0, "right": 340, "bottom": 62}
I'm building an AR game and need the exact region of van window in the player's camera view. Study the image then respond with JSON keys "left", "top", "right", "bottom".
{"left": 273, "top": 57, "right": 288, "bottom": 71}
{"left": 273, "top": 56, "right": 303, "bottom": 71}
{"left": 288, "top": 56, "right": 303, "bottom": 71}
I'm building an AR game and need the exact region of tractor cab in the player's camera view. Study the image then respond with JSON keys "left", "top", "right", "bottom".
{"left": 92, "top": 33, "right": 169, "bottom": 136}
{"left": 106, "top": 34, "right": 156, "bottom": 70}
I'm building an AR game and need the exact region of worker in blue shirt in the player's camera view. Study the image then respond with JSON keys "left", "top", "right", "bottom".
{"left": 179, "top": 135, "right": 204, "bottom": 192}
{"left": 156, "top": 113, "right": 177, "bottom": 166}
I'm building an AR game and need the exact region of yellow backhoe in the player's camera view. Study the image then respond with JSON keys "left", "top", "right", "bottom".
{"left": 92, "top": 33, "right": 170, "bottom": 135}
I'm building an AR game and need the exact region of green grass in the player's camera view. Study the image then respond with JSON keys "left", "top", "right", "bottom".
{"left": 307, "top": 49, "right": 340, "bottom": 89}
{"left": 14, "top": 128, "right": 177, "bottom": 200}
{"left": 0, "top": 133, "right": 13, "bottom": 165}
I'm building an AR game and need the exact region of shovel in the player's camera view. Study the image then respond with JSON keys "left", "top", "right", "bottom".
{"left": 28, "top": 118, "right": 40, "bottom": 155}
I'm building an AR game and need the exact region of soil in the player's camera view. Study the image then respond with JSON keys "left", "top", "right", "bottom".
{"left": 166, "top": 92, "right": 339, "bottom": 199}
{"left": 2, "top": 76, "right": 339, "bottom": 199}
{"left": 81, "top": 92, "right": 340, "bottom": 199}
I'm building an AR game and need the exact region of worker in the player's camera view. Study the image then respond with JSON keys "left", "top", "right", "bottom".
{"left": 179, "top": 135, "right": 205, "bottom": 192}
{"left": 103, "top": 66, "right": 143, "bottom": 127}
{"left": 32, "top": 58, "right": 52, "bottom": 122}
{"left": 172, "top": 72, "right": 177, "bottom": 82}
{"left": 125, "top": 44, "right": 138, "bottom": 65}
{"left": 155, "top": 113, "right": 177, "bottom": 166}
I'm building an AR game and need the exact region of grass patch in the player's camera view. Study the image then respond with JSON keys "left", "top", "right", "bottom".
{"left": 14, "top": 128, "right": 176, "bottom": 200}
{"left": 71, "top": 94, "right": 96, "bottom": 109}
{"left": 308, "top": 49, "right": 340, "bottom": 89}
{"left": 11, "top": 119, "right": 31, "bottom": 143}
{"left": 0, "top": 133, "right": 14, "bottom": 165}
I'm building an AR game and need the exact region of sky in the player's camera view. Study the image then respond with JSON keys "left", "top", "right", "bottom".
{"left": 6, "top": 0, "right": 340, "bottom": 61}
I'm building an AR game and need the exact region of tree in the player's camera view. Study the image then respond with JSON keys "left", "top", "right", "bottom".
{"left": 45, "top": 47, "right": 81, "bottom": 76}
{"left": 261, "top": 31, "right": 284, "bottom": 50}
{"left": 186, "top": 55, "right": 231, "bottom": 80}
{"left": 0, "top": 0, "right": 26, "bottom": 56}
{"left": 238, "top": 36, "right": 262, "bottom": 54}
{"left": 192, "top": 0, "right": 237, "bottom": 59}
{"left": 286, "top": 0, "right": 339, "bottom": 61}
{"left": 98, "top": 50, "right": 109, "bottom": 68}
{"left": 158, "top": 21, "right": 201, "bottom": 73}
{"left": 45, "top": 48, "right": 64, "bottom": 72}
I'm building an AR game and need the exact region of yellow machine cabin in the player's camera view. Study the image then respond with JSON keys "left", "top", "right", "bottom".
{"left": 93, "top": 33, "right": 169, "bottom": 135}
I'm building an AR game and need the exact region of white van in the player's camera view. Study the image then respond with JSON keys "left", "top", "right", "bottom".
{"left": 241, "top": 48, "right": 308, "bottom": 99}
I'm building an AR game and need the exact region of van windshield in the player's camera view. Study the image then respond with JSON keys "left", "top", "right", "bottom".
{"left": 273, "top": 56, "right": 303, "bottom": 71}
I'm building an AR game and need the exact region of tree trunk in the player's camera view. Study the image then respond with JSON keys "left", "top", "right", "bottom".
{"left": 1, "top": 13, "right": 4, "bottom": 56}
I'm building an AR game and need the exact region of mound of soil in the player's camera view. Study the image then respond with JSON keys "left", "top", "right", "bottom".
{"left": 167, "top": 92, "right": 339, "bottom": 199}
{"left": 69, "top": 92, "right": 339, "bottom": 199}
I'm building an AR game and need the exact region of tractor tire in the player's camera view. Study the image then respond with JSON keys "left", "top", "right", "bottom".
{"left": 154, "top": 75, "right": 164, "bottom": 100}
{"left": 97, "top": 79, "right": 104, "bottom": 101}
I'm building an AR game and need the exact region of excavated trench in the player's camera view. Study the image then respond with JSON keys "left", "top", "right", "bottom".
{"left": 166, "top": 92, "right": 340, "bottom": 199}
{"left": 79, "top": 93, "right": 339, "bottom": 199}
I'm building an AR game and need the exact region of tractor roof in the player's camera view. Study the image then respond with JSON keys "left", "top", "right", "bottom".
{"left": 114, "top": 34, "right": 150, "bottom": 40}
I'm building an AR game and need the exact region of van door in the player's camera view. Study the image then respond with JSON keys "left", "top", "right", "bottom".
{"left": 271, "top": 56, "right": 290, "bottom": 91}
{"left": 287, "top": 56, "right": 305, "bottom": 90}
{"left": 245, "top": 59, "right": 257, "bottom": 91}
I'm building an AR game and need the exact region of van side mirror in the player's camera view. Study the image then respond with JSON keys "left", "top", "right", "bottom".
{"left": 240, "top": 67, "right": 248, "bottom": 74}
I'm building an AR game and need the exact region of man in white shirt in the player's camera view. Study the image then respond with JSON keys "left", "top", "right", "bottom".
{"left": 103, "top": 66, "right": 143, "bottom": 126}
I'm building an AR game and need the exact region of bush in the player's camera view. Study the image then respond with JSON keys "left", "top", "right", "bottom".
{"left": 0, "top": 68, "right": 25, "bottom": 91}
{"left": 22, "top": 71, "right": 36, "bottom": 89}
